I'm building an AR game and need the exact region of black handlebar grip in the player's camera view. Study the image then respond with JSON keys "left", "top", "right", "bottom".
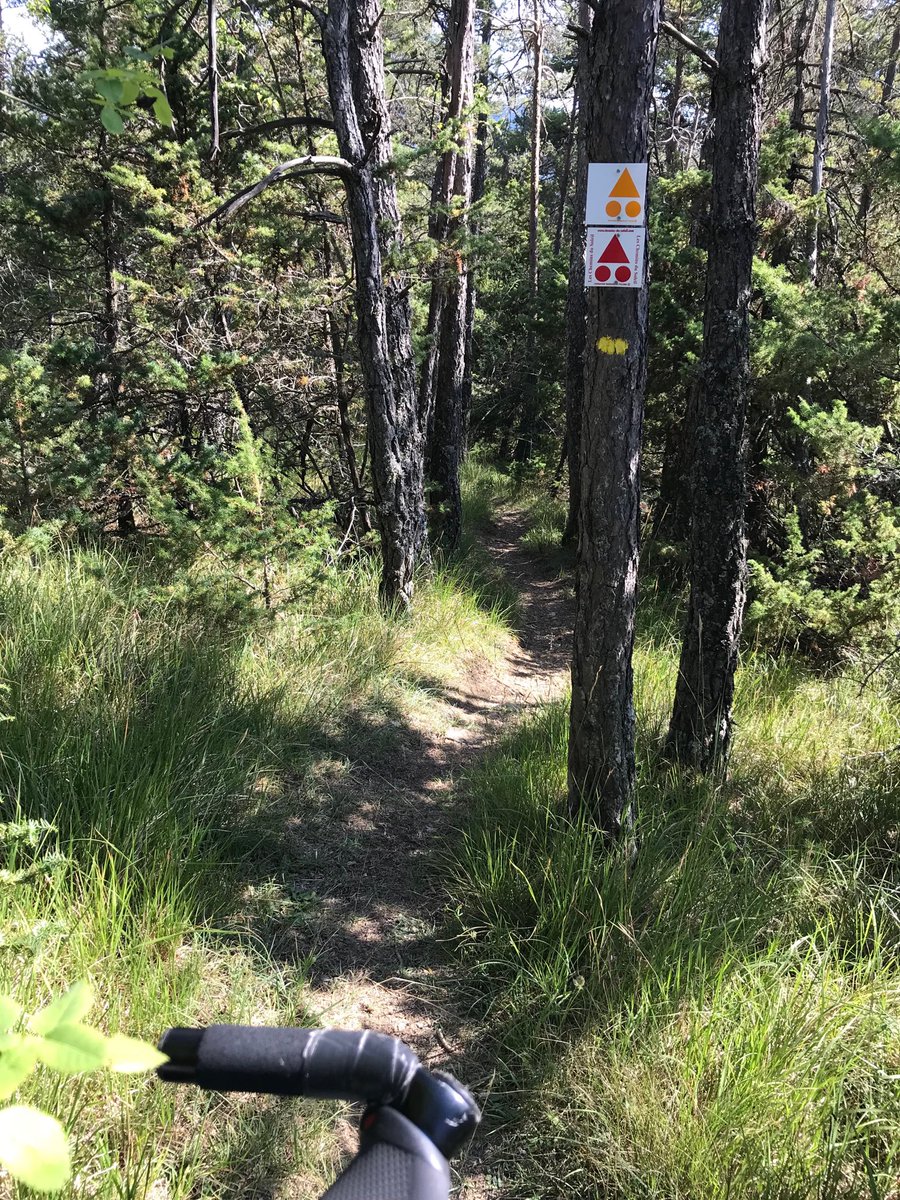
{"left": 158, "top": 1026, "right": 420, "bottom": 1106}
{"left": 322, "top": 1108, "right": 450, "bottom": 1200}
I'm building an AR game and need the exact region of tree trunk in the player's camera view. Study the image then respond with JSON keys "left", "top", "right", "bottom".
{"left": 321, "top": 0, "right": 427, "bottom": 608}
{"left": 426, "top": 0, "right": 476, "bottom": 550}
{"left": 666, "top": 0, "right": 768, "bottom": 771}
{"left": 807, "top": 0, "right": 836, "bottom": 281}
{"left": 461, "top": 6, "right": 492, "bottom": 447}
{"left": 513, "top": 2, "right": 543, "bottom": 464}
{"left": 562, "top": 0, "right": 592, "bottom": 546}
{"left": 858, "top": 11, "right": 900, "bottom": 224}
{"left": 665, "top": 42, "right": 685, "bottom": 174}
{"left": 567, "top": 0, "right": 662, "bottom": 837}
{"left": 208, "top": 0, "right": 220, "bottom": 163}
{"left": 786, "top": 0, "right": 817, "bottom": 194}
{"left": 553, "top": 96, "right": 576, "bottom": 256}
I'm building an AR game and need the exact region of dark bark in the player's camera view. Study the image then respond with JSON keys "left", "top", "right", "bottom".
{"left": 553, "top": 96, "right": 576, "bottom": 256}
{"left": 665, "top": 43, "right": 685, "bottom": 173}
{"left": 653, "top": 405, "right": 693, "bottom": 547}
{"left": 425, "top": 0, "right": 476, "bottom": 550}
{"left": 418, "top": 71, "right": 450, "bottom": 443}
{"left": 321, "top": 0, "right": 428, "bottom": 607}
{"left": 292, "top": 20, "right": 370, "bottom": 533}
{"left": 858, "top": 11, "right": 900, "bottom": 224}
{"left": 461, "top": 8, "right": 492, "bottom": 446}
{"left": 666, "top": 0, "right": 768, "bottom": 771}
{"left": 562, "top": 0, "right": 592, "bottom": 546}
{"left": 786, "top": 0, "right": 817, "bottom": 193}
{"left": 567, "top": 0, "right": 662, "bottom": 836}
{"left": 513, "top": 2, "right": 544, "bottom": 464}
{"left": 807, "top": 0, "right": 836, "bottom": 280}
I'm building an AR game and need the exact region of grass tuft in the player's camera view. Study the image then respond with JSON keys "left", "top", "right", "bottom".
{"left": 0, "top": 533, "right": 508, "bottom": 1198}
{"left": 449, "top": 594, "right": 900, "bottom": 1199}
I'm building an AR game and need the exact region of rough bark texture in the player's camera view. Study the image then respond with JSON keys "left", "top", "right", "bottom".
{"left": 562, "top": 0, "right": 592, "bottom": 546}
{"left": 786, "top": 0, "right": 817, "bottom": 193}
{"left": 512, "top": 4, "right": 543, "bottom": 464}
{"left": 461, "top": 8, "right": 492, "bottom": 442}
{"left": 807, "top": 0, "right": 836, "bottom": 280}
{"left": 567, "top": 0, "right": 661, "bottom": 836}
{"left": 426, "top": 0, "right": 476, "bottom": 550}
{"left": 665, "top": 40, "right": 685, "bottom": 174}
{"left": 666, "top": 0, "right": 768, "bottom": 771}
{"left": 322, "top": 0, "right": 427, "bottom": 607}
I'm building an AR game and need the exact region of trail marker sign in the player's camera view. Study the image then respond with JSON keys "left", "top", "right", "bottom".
{"left": 585, "top": 163, "right": 648, "bottom": 226}
{"left": 584, "top": 227, "right": 645, "bottom": 289}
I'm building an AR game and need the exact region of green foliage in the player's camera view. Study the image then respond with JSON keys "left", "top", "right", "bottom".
{"left": 0, "top": 983, "right": 164, "bottom": 1191}
{"left": 449, "top": 609, "right": 900, "bottom": 1197}
{"left": 83, "top": 45, "right": 176, "bottom": 133}
{"left": 742, "top": 264, "right": 900, "bottom": 656}
{"left": 0, "top": 531, "right": 508, "bottom": 1197}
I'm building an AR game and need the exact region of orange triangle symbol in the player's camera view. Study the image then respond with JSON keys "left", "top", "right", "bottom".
{"left": 609, "top": 168, "right": 640, "bottom": 199}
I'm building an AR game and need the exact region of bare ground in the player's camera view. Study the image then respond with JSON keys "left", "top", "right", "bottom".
{"left": 280, "top": 511, "right": 573, "bottom": 1196}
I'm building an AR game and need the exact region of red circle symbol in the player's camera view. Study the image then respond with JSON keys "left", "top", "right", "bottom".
{"left": 615, "top": 266, "right": 632, "bottom": 283}
{"left": 595, "top": 264, "right": 611, "bottom": 282}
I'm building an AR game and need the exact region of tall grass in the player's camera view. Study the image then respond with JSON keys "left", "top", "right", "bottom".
{"left": 0, "top": 535, "right": 508, "bottom": 1198}
{"left": 449, "top": 595, "right": 900, "bottom": 1199}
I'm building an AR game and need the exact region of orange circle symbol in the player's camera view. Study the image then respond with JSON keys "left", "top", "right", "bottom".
{"left": 606, "top": 200, "right": 622, "bottom": 218}
{"left": 625, "top": 200, "right": 642, "bottom": 218}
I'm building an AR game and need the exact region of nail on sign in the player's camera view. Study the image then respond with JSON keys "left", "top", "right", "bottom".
{"left": 585, "top": 163, "right": 648, "bottom": 226}
{"left": 584, "top": 227, "right": 645, "bottom": 289}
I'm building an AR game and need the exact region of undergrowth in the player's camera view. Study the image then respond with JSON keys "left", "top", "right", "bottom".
{"left": 0, "top": 500, "right": 509, "bottom": 1199}
{"left": 450, "top": 591, "right": 900, "bottom": 1199}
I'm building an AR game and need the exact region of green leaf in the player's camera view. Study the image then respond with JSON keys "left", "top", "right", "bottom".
{"left": 105, "top": 1033, "right": 168, "bottom": 1073}
{"left": 152, "top": 95, "right": 174, "bottom": 128}
{"left": 0, "top": 996, "right": 22, "bottom": 1033}
{"left": 29, "top": 982, "right": 94, "bottom": 1036}
{"left": 33, "top": 1025, "right": 108, "bottom": 1074}
{"left": 96, "top": 77, "right": 124, "bottom": 105}
{"left": 0, "top": 1105, "right": 72, "bottom": 1192}
{"left": 0, "top": 1039, "right": 38, "bottom": 1101}
{"left": 100, "top": 105, "right": 125, "bottom": 134}
{"left": 119, "top": 78, "right": 141, "bottom": 105}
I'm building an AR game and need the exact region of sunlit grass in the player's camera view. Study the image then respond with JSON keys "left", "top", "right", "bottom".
{"left": 0, "top": 528, "right": 509, "bottom": 1199}
{"left": 449, "top": 591, "right": 900, "bottom": 1199}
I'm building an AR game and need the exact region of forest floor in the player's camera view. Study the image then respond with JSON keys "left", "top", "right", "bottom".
{"left": 285, "top": 510, "right": 573, "bottom": 1197}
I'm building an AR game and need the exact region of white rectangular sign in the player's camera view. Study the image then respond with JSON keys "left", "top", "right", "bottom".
{"left": 584, "top": 226, "right": 645, "bottom": 289}
{"left": 585, "top": 163, "right": 648, "bottom": 226}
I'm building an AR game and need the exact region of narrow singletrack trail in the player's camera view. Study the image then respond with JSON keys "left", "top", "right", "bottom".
{"left": 283, "top": 512, "right": 573, "bottom": 1196}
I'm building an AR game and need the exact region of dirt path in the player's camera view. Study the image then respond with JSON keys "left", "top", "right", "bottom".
{"left": 287, "top": 512, "right": 573, "bottom": 1195}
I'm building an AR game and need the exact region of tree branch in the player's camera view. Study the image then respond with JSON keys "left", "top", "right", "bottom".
{"left": 204, "top": 155, "right": 357, "bottom": 223}
{"left": 661, "top": 19, "right": 718, "bottom": 74}
{"left": 220, "top": 115, "right": 334, "bottom": 141}
{"left": 295, "top": 0, "right": 325, "bottom": 27}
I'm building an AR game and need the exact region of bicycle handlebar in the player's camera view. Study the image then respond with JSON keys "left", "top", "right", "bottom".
{"left": 159, "top": 1026, "right": 419, "bottom": 1105}
{"left": 157, "top": 1024, "right": 481, "bottom": 1200}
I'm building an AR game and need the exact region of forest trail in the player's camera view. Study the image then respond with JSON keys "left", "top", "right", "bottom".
{"left": 288, "top": 511, "right": 573, "bottom": 1196}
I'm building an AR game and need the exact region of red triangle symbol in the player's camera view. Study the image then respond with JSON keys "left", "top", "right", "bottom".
{"left": 599, "top": 234, "right": 630, "bottom": 264}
